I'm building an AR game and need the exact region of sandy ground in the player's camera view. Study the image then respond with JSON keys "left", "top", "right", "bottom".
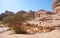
{"left": 0, "top": 24, "right": 60, "bottom": 38}
{"left": 0, "top": 30, "right": 60, "bottom": 38}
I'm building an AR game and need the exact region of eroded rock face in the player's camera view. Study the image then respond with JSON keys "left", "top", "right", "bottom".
{"left": 32, "top": 0, "right": 60, "bottom": 27}
{"left": 21, "top": 23, "right": 55, "bottom": 34}
{"left": 10, "top": 0, "right": 60, "bottom": 35}
{"left": 52, "top": 0, "right": 60, "bottom": 13}
{"left": 52, "top": 0, "right": 60, "bottom": 9}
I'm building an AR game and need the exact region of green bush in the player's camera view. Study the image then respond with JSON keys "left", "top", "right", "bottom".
{"left": 2, "top": 14, "right": 28, "bottom": 34}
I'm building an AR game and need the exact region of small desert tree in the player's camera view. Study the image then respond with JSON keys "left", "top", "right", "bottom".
{"left": 2, "top": 14, "right": 28, "bottom": 34}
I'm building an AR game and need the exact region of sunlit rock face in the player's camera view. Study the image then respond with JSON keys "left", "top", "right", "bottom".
{"left": 34, "top": 0, "right": 60, "bottom": 27}
{"left": 21, "top": 23, "right": 55, "bottom": 34}
{"left": 34, "top": 10, "right": 52, "bottom": 21}
{"left": 52, "top": 0, "right": 60, "bottom": 13}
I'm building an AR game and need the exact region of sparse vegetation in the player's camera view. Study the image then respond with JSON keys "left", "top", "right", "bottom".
{"left": 0, "top": 10, "right": 55, "bottom": 34}
{"left": 2, "top": 11, "right": 34, "bottom": 34}
{"left": 2, "top": 15, "right": 26, "bottom": 34}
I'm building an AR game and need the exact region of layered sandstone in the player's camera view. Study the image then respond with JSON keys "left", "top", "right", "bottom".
{"left": 52, "top": 0, "right": 60, "bottom": 13}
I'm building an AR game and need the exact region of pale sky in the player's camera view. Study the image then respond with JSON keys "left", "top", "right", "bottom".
{"left": 0, "top": 0, "right": 53, "bottom": 13}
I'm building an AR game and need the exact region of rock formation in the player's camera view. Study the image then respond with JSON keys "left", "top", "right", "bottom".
{"left": 1, "top": 0, "right": 60, "bottom": 34}
{"left": 26, "top": 0, "right": 60, "bottom": 33}
{"left": 31, "top": 0, "right": 60, "bottom": 26}
{"left": 52, "top": 0, "right": 60, "bottom": 13}
{"left": 21, "top": 23, "right": 55, "bottom": 34}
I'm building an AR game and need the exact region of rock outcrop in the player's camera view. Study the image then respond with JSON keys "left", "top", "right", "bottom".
{"left": 52, "top": 0, "right": 60, "bottom": 13}
{"left": 25, "top": 0, "right": 60, "bottom": 33}
{"left": 31, "top": 0, "right": 60, "bottom": 27}
{"left": 21, "top": 23, "right": 55, "bottom": 34}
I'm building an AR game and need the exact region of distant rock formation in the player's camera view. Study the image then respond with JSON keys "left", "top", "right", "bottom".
{"left": 16, "top": 10, "right": 27, "bottom": 15}
{"left": 24, "top": 10, "right": 35, "bottom": 19}
{"left": 0, "top": 11, "right": 14, "bottom": 21}
{"left": 34, "top": 9, "right": 52, "bottom": 21}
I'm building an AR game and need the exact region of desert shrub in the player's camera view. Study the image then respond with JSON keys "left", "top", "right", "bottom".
{"left": 2, "top": 11, "right": 36, "bottom": 34}
{"left": 2, "top": 14, "right": 29, "bottom": 34}
{"left": 9, "top": 23, "right": 27, "bottom": 34}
